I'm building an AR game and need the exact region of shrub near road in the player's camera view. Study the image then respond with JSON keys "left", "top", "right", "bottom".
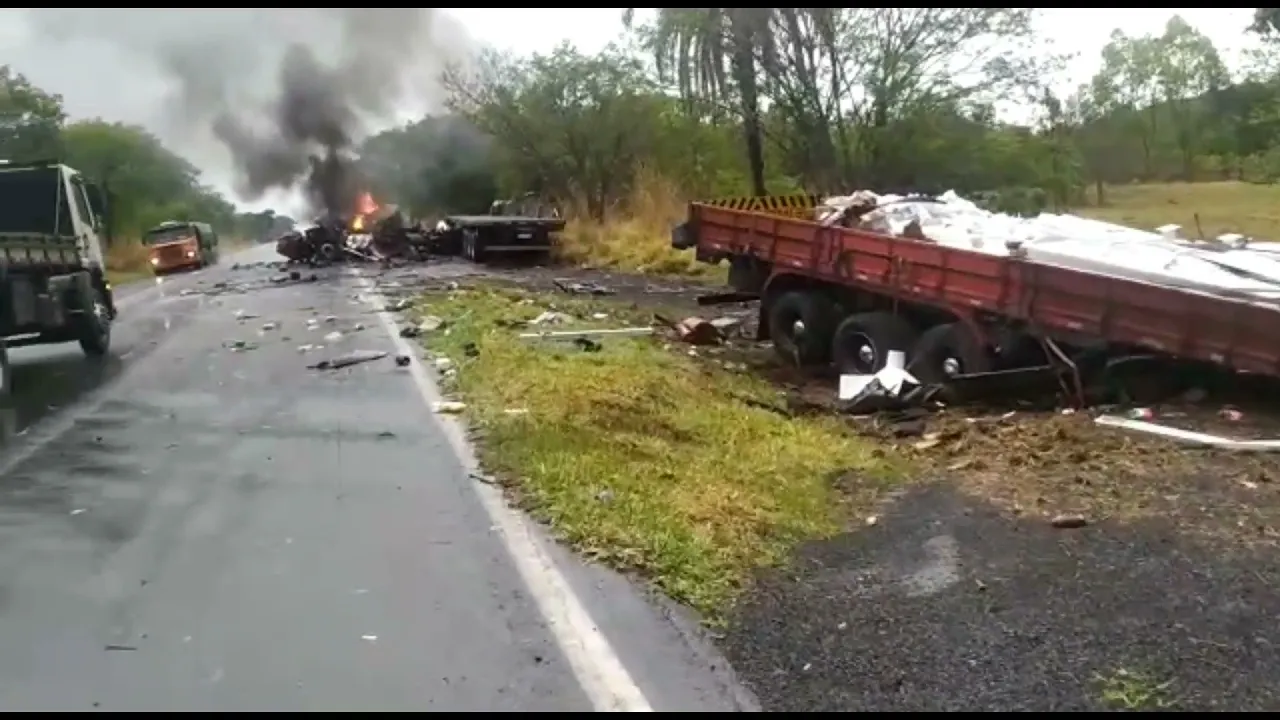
{"left": 411, "top": 285, "right": 896, "bottom": 618}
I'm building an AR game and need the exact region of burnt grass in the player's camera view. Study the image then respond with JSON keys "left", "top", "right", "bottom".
{"left": 401, "top": 259, "right": 1280, "bottom": 712}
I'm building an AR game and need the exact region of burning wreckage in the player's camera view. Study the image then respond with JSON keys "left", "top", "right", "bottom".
{"left": 672, "top": 189, "right": 1280, "bottom": 440}
{"left": 275, "top": 192, "right": 432, "bottom": 266}
{"left": 273, "top": 191, "right": 566, "bottom": 267}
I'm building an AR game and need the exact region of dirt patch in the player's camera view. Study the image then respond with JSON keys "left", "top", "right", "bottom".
{"left": 722, "top": 483, "right": 1280, "bottom": 712}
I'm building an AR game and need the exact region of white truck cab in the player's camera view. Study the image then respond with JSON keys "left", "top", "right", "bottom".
{"left": 0, "top": 160, "right": 116, "bottom": 398}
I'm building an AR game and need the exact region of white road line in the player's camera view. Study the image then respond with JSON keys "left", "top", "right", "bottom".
{"left": 352, "top": 271, "right": 654, "bottom": 713}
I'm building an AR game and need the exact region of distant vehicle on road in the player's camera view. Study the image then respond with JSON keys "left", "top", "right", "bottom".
{"left": 0, "top": 160, "right": 116, "bottom": 397}
{"left": 144, "top": 220, "right": 220, "bottom": 275}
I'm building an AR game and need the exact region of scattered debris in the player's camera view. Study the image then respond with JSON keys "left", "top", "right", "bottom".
{"left": 323, "top": 331, "right": 344, "bottom": 343}
{"left": 307, "top": 350, "right": 388, "bottom": 371}
{"left": 518, "top": 327, "right": 654, "bottom": 341}
{"left": 398, "top": 315, "right": 445, "bottom": 339}
{"left": 224, "top": 340, "right": 259, "bottom": 352}
{"left": 1051, "top": 514, "right": 1089, "bottom": 529}
{"left": 554, "top": 278, "right": 615, "bottom": 296}
{"left": 433, "top": 401, "right": 467, "bottom": 414}
{"left": 530, "top": 310, "right": 571, "bottom": 326}
{"left": 838, "top": 350, "right": 929, "bottom": 414}
{"left": 1095, "top": 414, "right": 1280, "bottom": 452}
{"left": 395, "top": 354, "right": 411, "bottom": 367}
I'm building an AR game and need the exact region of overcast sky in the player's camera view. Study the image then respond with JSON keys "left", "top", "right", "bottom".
{"left": 0, "top": 8, "right": 1263, "bottom": 212}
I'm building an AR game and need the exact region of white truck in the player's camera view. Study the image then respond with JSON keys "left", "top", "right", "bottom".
{"left": 0, "top": 160, "right": 116, "bottom": 398}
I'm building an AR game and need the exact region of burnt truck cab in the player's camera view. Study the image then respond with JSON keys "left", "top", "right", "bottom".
{"left": 145, "top": 220, "right": 219, "bottom": 274}
{"left": 0, "top": 160, "right": 116, "bottom": 398}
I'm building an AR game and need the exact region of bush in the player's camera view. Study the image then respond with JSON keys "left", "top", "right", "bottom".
{"left": 556, "top": 170, "right": 722, "bottom": 278}
{"left": 105, "top": 239, "right": 152, "bottom": 283}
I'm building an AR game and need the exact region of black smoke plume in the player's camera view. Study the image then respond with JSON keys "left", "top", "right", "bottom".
{"left": 22, "top": 9, "right": 465, "bottom": 217}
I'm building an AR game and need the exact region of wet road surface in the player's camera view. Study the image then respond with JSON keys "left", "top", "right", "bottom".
{"left": 0, "top": 246, "right": 750, "bottom": 711}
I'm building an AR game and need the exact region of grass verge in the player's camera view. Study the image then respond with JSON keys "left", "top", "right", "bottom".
{"left": 106, "top": 239, "right": 153, "bottom": 287}
{"left": 1077, "top": 181, "right": 1280, "bottom": 241}
{"left": 413, "top": 284, "right": 896, "bottom": 619}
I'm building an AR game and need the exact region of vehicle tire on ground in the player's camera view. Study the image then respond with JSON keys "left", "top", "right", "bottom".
{"left": 0, "top": 341, "right": 11, "bottom": 401}
{"left": 462, "top": 230, "right": 484, "bottom": 263}
{"left": 767, "top": 290, "right": 837, "bottom": 366}
{"left": 831, "top": 311, "right": 920, "bottom": 376}
{"left": 75, "top": 283, "right": 112, "bottom": 357}
{"left": 910, "top": 321, "right": 991, "bottom": 385}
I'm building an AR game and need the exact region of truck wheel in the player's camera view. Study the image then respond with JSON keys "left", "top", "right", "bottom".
{"left": 76, "top": 285, "right": 112, "bottom": 357}
{"left": 910, "top": 322, "right": 991, "bottom": 385}
{"left": 767, "top": 290, "right": 836, "bottom": 366}
{"left": 0, "top": 341, "right": 11, "bottom": 401}
{"left": 831, "top": 312, "right": 919, "bottom": 376}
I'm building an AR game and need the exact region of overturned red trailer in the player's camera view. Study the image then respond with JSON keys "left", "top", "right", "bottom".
{"left": 671, "top": 194, "right": 1280, "bottom": 401}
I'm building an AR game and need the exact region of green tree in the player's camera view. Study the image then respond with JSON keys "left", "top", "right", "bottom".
{"left": 0, "top": 65, "right": 66, "bottom": 162}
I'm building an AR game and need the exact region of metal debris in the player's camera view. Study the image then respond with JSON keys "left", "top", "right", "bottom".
{"left": 518, "top": 327, "right": 653, "bottom": 341}
{"left": 553, "top": 278, "right": 615, "bottom": 296}
{"left": 307, "top": 350, "right": 389, "bottom": 370}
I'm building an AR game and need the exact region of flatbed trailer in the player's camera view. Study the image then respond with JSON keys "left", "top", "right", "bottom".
{"left": 672, "top": 194, "right": 1280, "bottom": 397}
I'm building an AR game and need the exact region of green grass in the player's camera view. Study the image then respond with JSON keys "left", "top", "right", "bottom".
{"left": 1078, "top": 181, "right": 1280, "bottom": 241}
{"left": 411, "top": 285, "right": 896, "bottom": 619}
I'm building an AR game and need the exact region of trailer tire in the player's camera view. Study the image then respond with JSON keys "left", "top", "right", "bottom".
{"left": 911, "top": 322, "right": 990, "bottom": 385}
{"left": 768, "top": 291, "right": 836, "bottom": 366}
{"left": 831, "top": 312, "right": 919, "bottom": 376}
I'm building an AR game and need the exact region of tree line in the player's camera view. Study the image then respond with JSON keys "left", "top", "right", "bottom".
{"left": 0, "top": 65, "right": 289, "bottom": 244}
{"left": 362, "top": 8, "right": 1280, "bottom": 220}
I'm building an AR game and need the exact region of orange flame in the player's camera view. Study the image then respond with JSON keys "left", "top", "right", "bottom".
{"left": 350, "top": 191, "right": 379, "bottom": 232}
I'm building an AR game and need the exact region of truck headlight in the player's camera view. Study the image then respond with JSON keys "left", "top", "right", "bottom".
{"left": 150, "top": 257, "right": 160, "bottom": 265}
{"left": 186, "top": 250, "right": 195, "bottom": 258}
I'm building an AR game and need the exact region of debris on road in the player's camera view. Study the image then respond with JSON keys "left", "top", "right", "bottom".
{"left": 223, "top": 340, "right": 259, "bottom": 352}
{"left": 307, "top": 350, "right": 388, "bottom": 371}
{"left": 395, "top": 354, "right": 411, "bottom": 367}
{"left": 433, "top": 401, "right": 467, "bottom": 414}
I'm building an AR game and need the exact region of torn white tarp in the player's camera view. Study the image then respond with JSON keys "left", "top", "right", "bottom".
{"left": 839, "top": 350, "right": 918, "bottom": 401}
{"left": 818, "top": 190, "right": 1280, "bottom": 307}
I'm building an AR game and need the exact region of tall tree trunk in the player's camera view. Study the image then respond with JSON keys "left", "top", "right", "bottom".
{"left": 731, "top": 33, "right": 768, "bottom": 196}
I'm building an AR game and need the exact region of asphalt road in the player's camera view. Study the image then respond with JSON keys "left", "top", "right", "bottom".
{"left": 0, "top": 245, "right": 753, "bottom": 712}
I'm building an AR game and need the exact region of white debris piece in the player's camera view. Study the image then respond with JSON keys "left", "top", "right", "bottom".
{"left": 839, "top": 350, "right": 918, "bottom": 401}
{"left": 815, "top": 189, "right": 1280, "bottom": 307}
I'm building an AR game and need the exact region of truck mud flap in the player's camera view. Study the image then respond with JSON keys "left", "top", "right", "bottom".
{"left": 671, "top": 222, "right": 695, "bottom": 250}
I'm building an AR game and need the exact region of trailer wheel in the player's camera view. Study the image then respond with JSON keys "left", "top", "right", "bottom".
{"left": 911, "top": 322, "right": 991, "bottom": 384}
{"left": 767, "top": 291, "right": 836, "bottom": 366}
{"left": 831, "top": 312, "right": 919, "bottom": 375}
